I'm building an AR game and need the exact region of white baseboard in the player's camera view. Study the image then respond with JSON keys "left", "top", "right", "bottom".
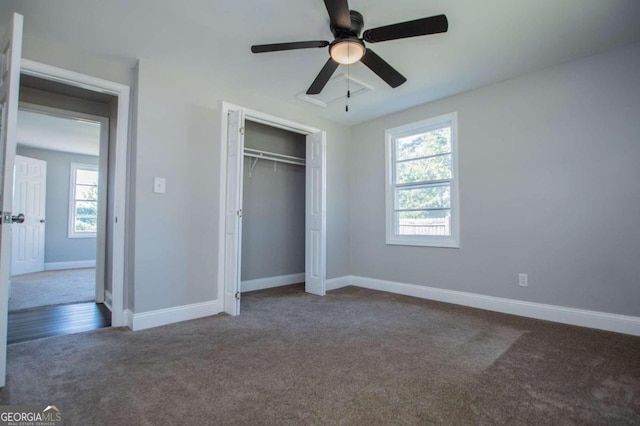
{"left": 326, "top": 276, "right": 353, "bottom": 291}
{"left": 241, "top": 273, "right": 305, "bottom": 293}
{"left": 130, "top": 300, "right": 223, "bottom": 331}
{"left": 45, "top": 260, "right": 96, "bottom": 271}
{"left": 328, "top": 275, "right": 640, "bottom": 337}
{"left": 124, "top": 309, "right": 133, "bottom": 330}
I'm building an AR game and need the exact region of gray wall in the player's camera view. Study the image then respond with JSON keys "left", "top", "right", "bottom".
{"left": 16, "top": 146, "right": 99, "bottom": 263}
{"left": 349, "top": 42, "right": 640, "bottom": 317}
{"left": 241, "top": 121, "right": 305, "bottom": 281}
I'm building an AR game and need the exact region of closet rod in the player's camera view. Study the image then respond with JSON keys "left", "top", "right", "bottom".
{"left": 243, "top": 148, "right": 306, "bottom": 166}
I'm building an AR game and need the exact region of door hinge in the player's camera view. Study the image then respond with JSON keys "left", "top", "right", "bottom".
{"left": 239, "top": 127, "right": 245, "bottom": 135}
{"left": 237, "top": 209, "right": 242, "bottom": 217}
{"left": 2, "top": 212, "right": 11, "bottom": 224}
{"left": 235, "top": 291, "right": 241, "bottom": 301}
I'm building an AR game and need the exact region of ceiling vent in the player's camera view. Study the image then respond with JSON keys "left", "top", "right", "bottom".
{"left": 297, "top": 74, "right": 373, "bottom": 108}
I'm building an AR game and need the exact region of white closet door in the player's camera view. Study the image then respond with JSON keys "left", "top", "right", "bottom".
{"left": 305, "top": 131, "right": 326, "bottom": 296}
{"left": 224, "top": 110, "right": 244, "bottom": 315}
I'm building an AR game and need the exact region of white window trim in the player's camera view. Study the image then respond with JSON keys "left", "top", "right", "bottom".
{"left": 68, "top": 162, "right": 98, "bottom": 239}
{"left": 385, "top": 112, "right": 460, "bottom": 248}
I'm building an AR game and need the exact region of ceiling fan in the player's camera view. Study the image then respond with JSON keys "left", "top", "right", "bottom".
{"left": 250, "top": 0, "right": 448, "bottom": 95}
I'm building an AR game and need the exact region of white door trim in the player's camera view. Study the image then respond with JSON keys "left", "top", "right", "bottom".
{"left": 218, "top": 102, "right": 321, "bottom": 315}
{"left": 20, "top": 59, "right": 130, "bottom": 327}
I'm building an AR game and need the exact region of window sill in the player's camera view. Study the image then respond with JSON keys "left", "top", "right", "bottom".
{"left": 386, "top": 236, "right": 459, "bottom": 249}
{"left": 68, "top": 233, "right": 97, "bottom": 239}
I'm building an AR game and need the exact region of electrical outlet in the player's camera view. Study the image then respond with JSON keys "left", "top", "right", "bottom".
{"left": 518, "top": 273, "right": 528, "bottom": 287}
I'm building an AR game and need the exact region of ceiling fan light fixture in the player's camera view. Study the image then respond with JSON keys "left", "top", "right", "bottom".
{"left": 330, "top": 39, "right": 365, "bottom": 65}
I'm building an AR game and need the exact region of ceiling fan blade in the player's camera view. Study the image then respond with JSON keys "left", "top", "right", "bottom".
{"left": 360, "top": 49, "right": 406, "bottom": 88}
{"left": 324, "top": 0, "right": 352, "bottom": 31}
{"left": 363, "top": 14, "right": 448, "bottom": 43}
{"left": 306, "top": 58, "right": 340, "bottom": 95}
{"left": 251, "top": 40, "right": 330, "bottom": 54}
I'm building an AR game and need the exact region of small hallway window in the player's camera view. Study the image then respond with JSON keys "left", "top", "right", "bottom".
{"left": 69, "top": 163, "right": 98, "bottom": 238}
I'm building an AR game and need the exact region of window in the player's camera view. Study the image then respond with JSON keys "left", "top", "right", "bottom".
{"left": 385, "top": 113, "right": 459, "bottom": 248}
{"left": 69, "top": 163, "right": 99, "bottom": 238}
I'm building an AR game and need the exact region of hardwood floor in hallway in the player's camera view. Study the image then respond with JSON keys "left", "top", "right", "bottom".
{"left": 7, "top": 302, "right": 111, "bottom": 344}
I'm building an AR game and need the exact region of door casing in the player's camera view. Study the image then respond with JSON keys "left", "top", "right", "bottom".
{"left": 19, "top": 59, "right": 130, "bottom": 327}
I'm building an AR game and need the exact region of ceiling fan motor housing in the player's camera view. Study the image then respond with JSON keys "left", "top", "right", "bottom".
{"left": 331, "top": 10, "right": 364, "bottom": 38}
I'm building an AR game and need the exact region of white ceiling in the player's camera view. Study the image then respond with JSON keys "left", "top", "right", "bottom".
{"left": 17, "top": 110, "right": 101, "bottom": 156}
{"left": 4, "top": 0, "right": 640, "bottom": 125}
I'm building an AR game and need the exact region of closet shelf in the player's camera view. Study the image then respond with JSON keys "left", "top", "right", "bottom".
{"left": 244, "top": 148, "right": 306, "bottom": 166}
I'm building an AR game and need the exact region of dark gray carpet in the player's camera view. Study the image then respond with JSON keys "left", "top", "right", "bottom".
{"left": 9, "top": 268, "right": 95, "bottom": 311}
{"left": 1, "top": 284, "right": 638, "bottom": 425}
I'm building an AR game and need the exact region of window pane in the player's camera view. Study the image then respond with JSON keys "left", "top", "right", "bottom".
{"left": 397, "top": 127, "right": 451, "bottom": 161}
{"left": 397, "top": 185, "right": 450, "bottom": 210}
{"left": 396, "top": 209, "right": 451, "bottom": 236}
{"left": 75, "top": 184, "right": 98, "bottom": 201}
{"left": 75, "top": 217, "right": 97, "bottom": 233}
{"left": 76, "top": 169, "right": 98, "bottom": 185}
{"left": 75, "top": 201, "right": 97, "bottom": 217}
{"left": 396, "top": 154, "right": 451, "bottom": 184}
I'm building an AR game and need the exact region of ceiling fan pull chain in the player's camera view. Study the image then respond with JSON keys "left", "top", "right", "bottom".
{"left": 346, "top": 62, "right": 351, "bottom": 112}
{"left": 346, "top": 89, "right": 350, "bottom": 111}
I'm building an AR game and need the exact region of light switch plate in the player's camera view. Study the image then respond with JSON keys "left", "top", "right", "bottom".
{"left": 154, "top": 177, "right": 166, "bottom": 194}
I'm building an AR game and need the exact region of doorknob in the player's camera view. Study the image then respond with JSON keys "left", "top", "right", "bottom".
{"left": 11, "top": 214, "right": 25, "bottom": 224}
{"left": 40, "top": 219, "right": 46, "bottom": 223}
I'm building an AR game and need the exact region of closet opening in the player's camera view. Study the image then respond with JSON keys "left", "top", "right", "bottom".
{"left": 220, "top": 102, "right": 326, "bottom": 316}
{"left": 240, "top": 121, "right": 306, "bottom": 297}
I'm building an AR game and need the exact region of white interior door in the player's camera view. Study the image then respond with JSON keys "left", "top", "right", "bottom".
{"left": 223, "top": 110, "right": 244, "bottom": 316}
{"left": 11, "top": 155, "right": 46, "bottom": 276}
{"left": 305, "top": 132, "right": 326, "bottom": 296}
{"left": 0, "top": 12, "right": 23, "bottom": 388}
